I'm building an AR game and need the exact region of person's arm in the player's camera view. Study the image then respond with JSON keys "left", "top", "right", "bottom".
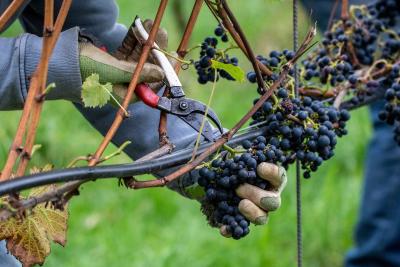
{"left": 0, "top": 0, "right": 130, "bottom": 111}
{"left": 0, "top": 0, "right": 206, "bottom": 197}
{"left": 0, "top": 27, "right": 82, "bottom": 110}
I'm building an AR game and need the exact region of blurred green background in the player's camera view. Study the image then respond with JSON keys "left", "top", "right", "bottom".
{"left": 0, "top": 0, "right": 372, "bottom": 266}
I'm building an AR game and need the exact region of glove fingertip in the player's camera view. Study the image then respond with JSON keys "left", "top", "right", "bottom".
{"left": 254, "top": 215, "right": 269, "bottom": 225}
{"left": 260, "top": 196, "right": 281, "bottom": 212}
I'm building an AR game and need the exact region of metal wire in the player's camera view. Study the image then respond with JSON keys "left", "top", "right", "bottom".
{"left": 293, "top": 0, "right": 303, "bottom": 266}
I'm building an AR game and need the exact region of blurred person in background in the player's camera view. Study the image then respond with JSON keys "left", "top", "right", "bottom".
{"left": 302, "top": 1, "right": 400, "bottom": 266}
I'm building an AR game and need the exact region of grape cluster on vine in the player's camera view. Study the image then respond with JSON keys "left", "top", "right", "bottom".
{"left": 197, "top": 0, "right": 400, "bottom": 240}
{"left": 194, "top": 25, "right": 238, "bottom": 84}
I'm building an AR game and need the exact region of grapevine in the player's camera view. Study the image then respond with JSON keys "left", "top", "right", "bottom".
{"left": 0, "top": 0, "right": 400, "bottom": 264}
{"left": 196, "top": 0, "right": 400, "bottom": 238}
{"left": 194, "top": 24, "right": 239, "bottom": 84}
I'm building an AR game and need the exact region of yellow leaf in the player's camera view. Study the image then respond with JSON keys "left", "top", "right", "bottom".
{"left": 30, "top": 185, "right": 69, "bottom": 246}
{"left": 0, "top": 185, "right": 69, "bottom": 267}
{"left": 29, "top": 164, "right": 54, "bottom": 175}
{"left": 1, "top": 216, "right": 51, "bottom": 267}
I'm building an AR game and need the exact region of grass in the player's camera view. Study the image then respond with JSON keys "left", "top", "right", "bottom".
{"left": 0, "top": 1, "right": 371, "bottom": 266}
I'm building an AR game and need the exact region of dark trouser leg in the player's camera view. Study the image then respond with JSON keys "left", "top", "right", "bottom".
{"left": 345, "top": 101, "right": 400, "bottom": 267}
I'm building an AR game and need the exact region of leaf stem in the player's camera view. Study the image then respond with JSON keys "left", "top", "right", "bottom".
{"left": 104, "top": 87, "right": 129, "bottom": 117}
{"left": 191, "top": 68, "right": 218, "bottom": 161}
{"left": 153, "top": 47, "right": 192, "bottom": 64}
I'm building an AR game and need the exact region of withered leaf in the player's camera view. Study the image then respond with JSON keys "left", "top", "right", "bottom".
{"left": 0, "top": 184, "right": 68, "bottom": 267}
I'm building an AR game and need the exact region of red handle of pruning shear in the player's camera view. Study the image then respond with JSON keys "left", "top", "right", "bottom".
{"left": 135, "top": 83, "right": 160, "bottom": 108}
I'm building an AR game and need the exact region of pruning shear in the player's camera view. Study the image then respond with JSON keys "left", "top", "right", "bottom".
{"left": 133, "top": 17, "right": 224, "bottom": 142}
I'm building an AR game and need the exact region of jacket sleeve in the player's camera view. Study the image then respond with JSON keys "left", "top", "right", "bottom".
{"left": 0, "top": 0, "right": 127, "bottom": 110}
{"left": 0, "top": 28, "right": 81, "bottom": 110}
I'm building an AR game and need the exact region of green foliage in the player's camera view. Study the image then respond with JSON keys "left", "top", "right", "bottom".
{"left": 81, "top": 74, "right": 113, "bottom": 108}
{"left": 211, "top": 59, "right": 245, "bottom": 82}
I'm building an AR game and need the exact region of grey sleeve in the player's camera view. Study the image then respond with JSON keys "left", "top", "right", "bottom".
{"left": 0, "top": 0, "right": 127, "bottom": 111}
{"left": 0, "top": 27, "right": 82, "bottom": 110}
{"left": 18, "top": 0, "right": 127, "bottom": 52}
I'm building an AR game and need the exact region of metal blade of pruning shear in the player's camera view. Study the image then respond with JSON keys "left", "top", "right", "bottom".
{"left": 134, "top": 17, "right": 183, "bottom": 96}
{"left": 134, "top": 17, "right": 224, "bottom": 141}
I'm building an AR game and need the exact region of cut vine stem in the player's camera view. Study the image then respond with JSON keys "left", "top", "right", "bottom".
{"left": 341, "top": 0, "right": 349, "bottom": 21}
{"left": 15, "top": 0, "right": 73, "bottom": 177}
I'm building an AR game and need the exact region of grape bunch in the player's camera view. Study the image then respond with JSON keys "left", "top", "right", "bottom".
{"left": 199, "top": 53, "right": 350, "bottom": 238}
{"left": 251, "top": 90, "right": 350, "bottom": 177}
{"left": 322, "top": 1, "right": 400, "bottom": 136}
{"left": 198, "top": 157, "right": 256, "bottom": 239}
{"left": 197, "top": 0, "right": 400, "bottom": 240}
{"left": 300, "top": 0, "right": 400, "bottom": 141}
{"left": 199, "top": 90, "right": 350, "bottom": 238}
{"left": 194, "top": 25, "right": 239, "bottom": 84}
{"left": 299, "top": 0, "right": 399, "bottom": 92}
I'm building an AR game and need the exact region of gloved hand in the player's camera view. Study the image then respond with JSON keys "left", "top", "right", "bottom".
{"left": 176, "top": 160, "right": 287, "bottom": 238}
{"left": 221, "top": 162, "right": 287, "bottom": 237}
{"left": 78, "top": 19, "right": 168, "bottom": 104}
{"left": 238, "top": 163, "right": 286, "bottom": 217}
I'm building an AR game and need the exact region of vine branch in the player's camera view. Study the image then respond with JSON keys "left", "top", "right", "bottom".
{"left": 62, "top": 0, "right": 169, "bottom": 201}
{"left": 0, "top": 0, "right": 25, "bottom": 32}
{"left": 1, "top": 0, "right": 72, "bottom": 182}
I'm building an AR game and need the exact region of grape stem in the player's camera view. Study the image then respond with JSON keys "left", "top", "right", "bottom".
{"left": 191, "top": 68, "right": 218, "bottom": 161}
{"left": 131, "top": 23, "right": 317, "bottom": 189}
{"left": 153, "top": 46, "right": 192, "bottom": 64}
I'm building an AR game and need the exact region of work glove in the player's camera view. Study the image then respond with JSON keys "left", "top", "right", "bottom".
{"left": 221, "top": 162, "right": 287, "bottom": 237}
{"left": 175, "top": 161, "right": 287, "bottom": 238}
{"left": 78, "top": 19, "right": 168, "bottom": 104}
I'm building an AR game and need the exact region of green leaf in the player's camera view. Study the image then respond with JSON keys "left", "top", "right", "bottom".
{"left": 81, "top": 73, "right": 113, "bottom": 108}
{"left": 211, "top": 60, "right": 245, "bottom": 82}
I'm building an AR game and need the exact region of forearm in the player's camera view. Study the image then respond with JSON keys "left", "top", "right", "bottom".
{"left": 0, "top": 28, "right": 82, "bottom": 110}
